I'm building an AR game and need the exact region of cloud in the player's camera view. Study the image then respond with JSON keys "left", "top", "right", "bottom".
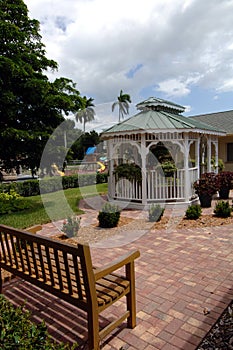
{"left": 24, "top": 0, "right": 233, "bottom": 110}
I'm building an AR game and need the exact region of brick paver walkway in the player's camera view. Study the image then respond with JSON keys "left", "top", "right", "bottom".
{"left": 2, "top": 202, "right": 233, "bottom": 350}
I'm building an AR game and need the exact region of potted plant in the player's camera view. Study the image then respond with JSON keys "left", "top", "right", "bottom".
{"left": 113, "top": 163, "right": 142, "bottom": 182}
{"left": 160, "top": 160, "right": 177, "bottom": 177}
{"left": 62, "top": 216, "right": 81, "bottom": 238}
{"left": 216, "top": 171, "right": 233, "bottom": 199}
{"left": 193, "top": 172, "right": 219, "bottom": 208}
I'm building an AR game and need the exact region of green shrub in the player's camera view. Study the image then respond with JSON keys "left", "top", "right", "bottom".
{"left": 185, "top": 204, "right": 202, "bottom": 220}
{"left": 214, "top": 200, "right": 232, "bottom": 218}
{"left": 148, "top": 204, "right": 165, "bottom": 222}
{"left": 0, "top": 295, "right": 76, "bottom": 350}
{"left": 96, "top": 172, "right": 108, "bottom": 184}
{"left": 0, "top": 173, "right": 108, "bottom": 198}
{"left": 0, "top": 190, "right": 31, "bottom": 214}
{"left": 98, "top": 203, "right": 121, "bottom": 228}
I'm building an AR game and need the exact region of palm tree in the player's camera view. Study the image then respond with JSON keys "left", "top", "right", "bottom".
{"left": 75, "top": 96, "right": 95, "bottom": 132}
{"left": 112, "top": 90, "right": 131, "bottom": 123}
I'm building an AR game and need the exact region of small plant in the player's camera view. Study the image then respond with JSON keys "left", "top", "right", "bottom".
{"left": 98, "top": 203, "right": 121, "bottom": 228}
{"left": 214, "top": 201, "right": 232, "bottom": 218}
{"left": 185, "top": 204, "right": 202, "bottom": 220}
{"left": 62, "top": 216, "right": 81, "bottom": 237}
{"left": 0, "top": 295, "right": 76, "bottom": 350}
{"left": 148, "top": 204, "right": 165, "bottom": 222}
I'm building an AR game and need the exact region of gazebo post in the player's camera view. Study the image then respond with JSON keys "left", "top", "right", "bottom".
{"left": 184, "top": 134, "right": 190, "bottom": 202}
{"left": 141, "top": 134, "right": 147, "bottom": 206}
{"left": 213, "top": 140, "right": 218, "bottom": 173}
{"left": 196, "top": 138, "right": 200, "bottom": 179}
{"left": 107, "top": 140, "right": 114, "bottom": 199}
{"left": 207, "top": 137, "right": 212, "bottom": 172}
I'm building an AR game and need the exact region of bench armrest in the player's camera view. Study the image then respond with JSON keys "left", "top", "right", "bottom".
{"left": 26, "top": 225, "right": 42, "bottom": 234}
{"left": 94, "top": 249, "right": 140, "bottom": 281}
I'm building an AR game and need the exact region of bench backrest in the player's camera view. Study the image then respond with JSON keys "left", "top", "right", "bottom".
{"left": 0, "top": 225, "right": 96, "bottom": 311}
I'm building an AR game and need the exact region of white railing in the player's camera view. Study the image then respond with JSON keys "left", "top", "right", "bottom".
{"left": 111, "top": 167, "right": 198, "bottom": 202}
{"left": 114, "top": 178, "right": 142, "bottom": 201}
{"left": 147, "top": 170, "right": 184, "bottom": 200}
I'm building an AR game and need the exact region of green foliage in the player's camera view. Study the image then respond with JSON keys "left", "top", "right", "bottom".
{"left": 148, "top": 204, "right": 165, "bottom": 222}
{"left": 0, "top": 184, "right": 108, "bottom": 229}
{"left": 0, "top": 190, "right": 31, "bottom": 214}
{"left": 0, "top": 295, "right": 76, "bottom": 350}
{"left": 214, "top": 201, "right": 232, "bottom": 218}
{"left": 0, "top": 0, "right": 85, "bottom": 171}
{"left": 112, "top": 89, "right": 131, "bottom": 122}
{"left": 114, "top": 163, "right": 142, "bottom": 182}
{"left": 211, "top": 157, "right": 224, "bottom": 172}
{"left": 70, "top": 131, "right": 100, "bottom": 160}
{"left": 185, "top": 204, "right": 202, "bottom": 220}
{"left": 0, "top": 173, "right": 108, "bottom": 197}
{"left": 75, "top": 96, "right": 95, "bottom": 132}
{"left": 160, "top": 161, "right": 177, "bottom": 177}
{"left": 98, "top": 203, "right": 121, "bottom": 228}
{"left": 62, "top": 216, "right": 81, "bottom": 238}
{"left": 96, "top": 172, "right": 108, "bottom": 184}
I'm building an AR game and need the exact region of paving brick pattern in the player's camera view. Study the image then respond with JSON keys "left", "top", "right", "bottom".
{"left": 2, "top": 202, "right": 233, "bottom": 350}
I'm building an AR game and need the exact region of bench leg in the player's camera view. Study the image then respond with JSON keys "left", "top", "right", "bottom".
{"left": 87, "top": 309, "right": 100, "bottom": 350}
{"left": 126, "top": 262, "right": 137, "bottom": 328}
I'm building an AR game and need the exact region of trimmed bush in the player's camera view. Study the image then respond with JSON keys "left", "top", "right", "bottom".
{"left": 214, "top": 200, "right": 232, "bottom": 218}
{"left": 0, "top": 295, "right": 76, "bottom": 350}
{"left": 98, "top": 203, "right": 121, "bottom": 228}
{"left": 148, "top": 204, "right": 165, "bottom": 222}
{"left": 96, "top": 172, "right": 108, "bottom": 184}
{"left": 0, "top": 173, "right": 108, "bottom": 197}
{"left": 185, "top": 204, "right": 202, "bottom": 220}
{"left": 0, "top": 190, "right": 31, "bottom": 214}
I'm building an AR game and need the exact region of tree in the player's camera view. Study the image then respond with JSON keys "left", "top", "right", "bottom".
{"left": 75, "top": 96, "right": 95, "bottom": 132}
{"left": 112, "top": 89, "right": 131, "bottom": 122}
{"left": 71, "top": 131, "right": 100, "bottom": 160}
{"left": 0, "top": 0, "right": 83, "bottom": 173}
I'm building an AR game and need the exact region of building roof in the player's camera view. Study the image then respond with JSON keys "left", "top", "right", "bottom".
{"left": 189, "top": 110, "right": 233, "bottom": 134}
{"left": 102, "top": 109, "right": 224, "bottom": 135}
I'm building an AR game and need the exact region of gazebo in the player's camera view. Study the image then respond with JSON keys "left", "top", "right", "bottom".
{"left": 101, "top": 97, "right": 225, "bottom": 209}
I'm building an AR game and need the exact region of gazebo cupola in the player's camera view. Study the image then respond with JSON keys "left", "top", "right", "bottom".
{"left": 101, "top": 97, "right": 225, "bottom": 209}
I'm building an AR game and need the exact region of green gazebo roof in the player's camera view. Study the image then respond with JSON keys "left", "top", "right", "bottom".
{"left": 102, "top": 97, "right": 225, "bottom": 136}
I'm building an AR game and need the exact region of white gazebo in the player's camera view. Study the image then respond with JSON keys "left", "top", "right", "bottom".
{"left": 101, "top": 97, "right": 225, "bottom": 209}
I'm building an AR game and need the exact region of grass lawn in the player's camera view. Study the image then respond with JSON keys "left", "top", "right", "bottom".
{"left": 0, "top": 183, "right": 108, "bottom": 229}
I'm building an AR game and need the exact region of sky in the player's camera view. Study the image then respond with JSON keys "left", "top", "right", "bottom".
{"left": 24, "top": 0, "right": 233, "bottom": 132}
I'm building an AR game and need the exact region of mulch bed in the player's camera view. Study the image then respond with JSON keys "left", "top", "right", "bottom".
{"left": 197, "top": 300, "right": 233, "bottom": 349}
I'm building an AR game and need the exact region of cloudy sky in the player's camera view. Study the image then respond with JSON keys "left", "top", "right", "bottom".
{"left": 24, "top": 0, "right": 233, "bottom": 132}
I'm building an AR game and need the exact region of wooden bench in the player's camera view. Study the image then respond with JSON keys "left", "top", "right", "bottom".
{"left": 0, "top": 224, "right": 140, "bottom": 350}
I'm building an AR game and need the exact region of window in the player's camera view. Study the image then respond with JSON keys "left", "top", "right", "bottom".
{"left": 227, "top": 143, "right": 233, "bottom": 161}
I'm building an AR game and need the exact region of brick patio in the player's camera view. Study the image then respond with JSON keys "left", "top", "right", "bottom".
{"left": 2, "top": 203, "right": 233, "bottom": 350}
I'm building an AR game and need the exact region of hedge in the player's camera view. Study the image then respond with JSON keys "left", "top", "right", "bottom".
{"left": 0, "top": 173, "right": 108, "bottom": 197}
{"left": 0, "top": 294, "right": 77, "bottom": 350}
